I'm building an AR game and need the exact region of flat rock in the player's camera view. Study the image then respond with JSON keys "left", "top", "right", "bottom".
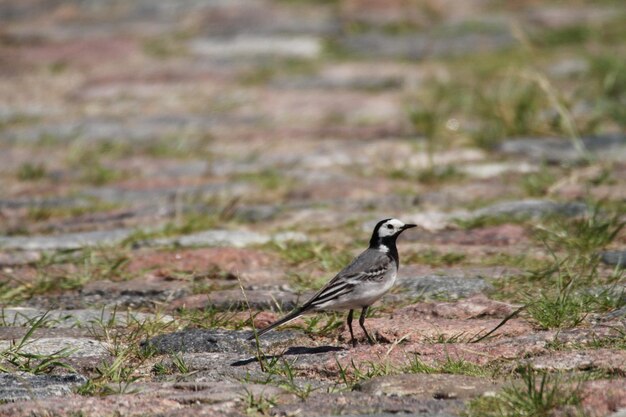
{"left": 144, "top": 329, "right": 302, "bottom": 355}
{"left": 459, "top": 161, "right": 538, "bottom": 179}
{"left": 338, "top": 31, "right": 513, "bottom": 60}
{"left": 526, "top": 349, "right": 626, "bottom": 374}
{"left": 145, "top": 230, "right": 307, "bottom": 248}
{"left": 84, "top": 182, "right": 250, "bottom": 205}
{"left": 356, "top": 374, "right": 500, "bottom": 400}
{"left": 107, "top": 380, "right": 294, "bottom": 406}
{"left": 581, "top": 379, "right": 626, "bottom": 416}
{"left": 395, "top": 273, "right": 492, "bottom": 301}
{"left": 170, "top": 289, "right": 308, "bottom": 311}
{"left": 602, "top": 251, "right": 626, "bottom": 267}
{"left": 271, "top": 390, "right": 462, "bottom": 417}
{"left": 402, "top": 296, "right": 519, "bottom": 320}
{"left": 407, "top": 224, "right": 528, "bottom": 246}
{"left": 81, "top": 277, "right": 191, "bottom": 308}
{"left": 470, "top": 199, "right": 587, "bottom": 220}
{"left": 499, "top": 134, "right": 626, "bottom": 163}
{"left": 0, "top": 229, "right": 135, "bottom": 251}
{"left": 0, "top": 337, "right": 109, "bottom": 358}
{"left": 338, "top": 301, "right": 535, "bottom": 345}
{"left": 126, "top": 247, "right": 280, "bottom": 274}
{"left": 0, "top": 373, "right": 87, "bottom": 403}
{"left": 189, "top": 35, "right": 322, "bottom": 59}
{"left": 0, "top": 308, "right": 174, "bottom": 328}
{"left": 0, "top": 251, "right": 42, "bottom": 265}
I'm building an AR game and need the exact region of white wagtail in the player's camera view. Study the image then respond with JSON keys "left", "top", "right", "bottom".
{"left": 248, "top": 218, "right": 417, "bottom": 347}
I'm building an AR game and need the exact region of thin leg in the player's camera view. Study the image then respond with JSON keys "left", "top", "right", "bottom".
{"left": 359, "top": 306, "right": 375, "bottom": 345}
{"left": 347, "top": 309, "right": 356, "bottom": 348}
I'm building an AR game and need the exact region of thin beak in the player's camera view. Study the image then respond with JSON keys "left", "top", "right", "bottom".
{"left": 402, "top": 224, "right": 418, "bottom": 230}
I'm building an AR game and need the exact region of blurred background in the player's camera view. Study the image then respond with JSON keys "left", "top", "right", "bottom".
{"left": 0, "top": 0, "right": 624, "bottom": 242}
{"left": 1, "top": 2, "right": 626, "bottom": 414}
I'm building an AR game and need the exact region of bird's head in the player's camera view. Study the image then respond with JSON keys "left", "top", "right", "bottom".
{"left": 369, "top": 218, "right": 417, "bottom": 248}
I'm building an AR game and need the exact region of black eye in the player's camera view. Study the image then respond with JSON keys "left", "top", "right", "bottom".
{"left": 387, "top": 224, "right": 393, "bottom": 229}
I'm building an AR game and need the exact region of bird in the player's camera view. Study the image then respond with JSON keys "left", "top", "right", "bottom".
{"left": 248, "top": 218, "right": 417, "bottom": 347}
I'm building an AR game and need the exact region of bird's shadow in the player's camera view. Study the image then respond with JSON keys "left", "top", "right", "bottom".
{"left": 231, "top": 345, "right": 345, "bottom": 367}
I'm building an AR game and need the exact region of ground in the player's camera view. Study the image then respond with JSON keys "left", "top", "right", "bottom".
{"left": 1, "top": 0, "right": 626, "bottom": 416}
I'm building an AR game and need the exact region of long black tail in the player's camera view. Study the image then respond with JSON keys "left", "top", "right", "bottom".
{"left": 247, "top": 306, "right": 310, "bottom": 340}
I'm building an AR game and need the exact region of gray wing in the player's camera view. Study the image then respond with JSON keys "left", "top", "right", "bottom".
{"left": 302, "top": 249, "right": 392, "bottom": 309}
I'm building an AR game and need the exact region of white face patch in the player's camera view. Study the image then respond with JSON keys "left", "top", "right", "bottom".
{"left": 377, "top": 218, "right": 405, "bottom": 238}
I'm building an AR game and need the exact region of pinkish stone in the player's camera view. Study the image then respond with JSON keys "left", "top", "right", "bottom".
{"left": 581, "top": 379, "right": 626, "bottom": 416}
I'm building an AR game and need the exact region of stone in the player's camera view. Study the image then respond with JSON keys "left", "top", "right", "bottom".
{"left": 395, "top": 210, "right": 470, "bottom": 232}
{"left": 83, "top": 182, "right": 250, "bottom": 205}
{"left": 499, "top": 134, "right": 626, "bottom": 163}
{"left": 0, "top": 308, "right": 174, "bottom": 328}
{"left": 144, "top": 329, "right": 303, "bottom": 355}
{"left": 161, "top": 381, "right": 292, "bottom": 405}
{"left": 189, "top": 35, "right": 322, "bottom": 59}
{"left": 0, "top": 373, "right": 87, "bottom": 403}
{"left": 602, "top": 251, "right": 626, "bottom": 267}
{"left": 126, "top": 247, "right": 280, "bottom": 275}
{"left": 395, "top": 274, "right": 492, "bottom": 300}
{"left": 402, "top": 296, "right": 520, "bottom": 320}
{"left": 338, "top": 31, "right": 514, "bottom": 60}
{"left": 356, "top": 374, "right": 500, "bottom": 400}
{"left": 604, "top": 305, "right": 626, "bottom": 320}
{"left": 271, "top": 390, "right": 462, "bottom": 417}
{"left": 459, "top": 161, "right": 538, "bottom": 179}
{"left": 0, "top": 393, "right": 186, "bottom": 417}
{"left": 169, "top": 289, "right": 308, "bottom": 312}
{"left": 470, "top": 199, "right": 587, "bottom": 220}
{"left": 0, "top": 251, "right": 41, "bottom": 266}
{"left": 0, "top": 337, "right": 109, "bottom": 358}
{"left": 0, "top": 229, "right": 135, "bottom": 251}
{"left": 526, "top": 350, "right": 626, "bottom": 374}
{"left": 80, "top": 276, "right": 191, "bottom": 308}
{"left": 407, "top": 225, "right": 529, "bottom": 246}
{"left": 145, "top": 229, "right": 307, "bottom": 249}
{"left": 336, "top": 299, "right": 534, "bottom": 346}
{"left": 581, "top": 379, "right": 626, "bottom": 416}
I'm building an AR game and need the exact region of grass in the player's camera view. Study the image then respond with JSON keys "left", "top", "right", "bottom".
{"left": 267, "top": 240, "right": 355, "bottom": 275}
{"left": 405, "top": 355, "right": 491, "bottom": 378}
{"left": 16, "top": 162, "right": 46, "bottom": 181}
{"left": 238, "top": 58, "right": 319, "bottom": 86}
{"left": 244, "top": 389, "right": 277, "bottom": 416}
{"left": 490, "top": 203, "right": 625, "bottom": 329}
{"left": 25, "top": 200, "right": 119, "bottom": 223}
{"left": 142, "top": 33, "right": 189, "bottom": 59}
{"left": 336, "top": 354, "right": 494, "bottom": 389}
{"left": 547, "top": 326, "right": 626, "bottom": 352}
{"left": 300, "top": 312, "right": 344, "bottom": 337}
{"left": 467, "top": 366, "right": 585, "bottom": 417}
{"left": 388, "top": 164, "right": 465, "bottom": 185}
{"left": 0, "top": 313, "right": 75, "bottom": 374}
{"left": 398, "top": 14, "right": 626, "bottom": 153}
{"left": 234, "top": 168, "right": 297, "bottom": 193}
{"left": 0, "top": 248, "right": 131, "bottom": 303}
{"left": 177, "top": 306, "right": 249, "bottom": 330}
{"left": 246, "top": 355, "right": 314, "bottom": 400}
{"left": 521, "top": 167, "right": 558, "bottom": 197}
{"left": 79, "top": 308, "right": 176, "bottom": 395}
{"left": 407, "top": 82, "right": 460, "bottom": 167}
{"left": 121, "top": 200, "right": 242, "bottom": 245}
